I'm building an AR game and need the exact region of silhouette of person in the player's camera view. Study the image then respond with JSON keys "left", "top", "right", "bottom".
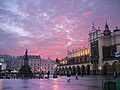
{"left": 75, "top": 73, "right": 78, "bottom": 80}
{"left": 47, "top": 71, "right": 50, "bottom": 78}
{"left": 114, "top": 71, "right": 118, "bottom": 78}
{"left": 67, "top": 73, "right": 71, "bottom": 82}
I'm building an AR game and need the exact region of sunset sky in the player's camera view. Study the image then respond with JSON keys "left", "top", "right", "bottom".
{"left": 0, "top": 0, "right": 120, "bottom": 60}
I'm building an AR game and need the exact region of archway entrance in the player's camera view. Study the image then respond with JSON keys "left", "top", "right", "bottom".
{"left": 112, "top": 61, "right": 120, "bottom": 74}
{"left": 68, "top": 67, "right": 72, "bottom": 75}
{"left": 72, "top": 66, "right": 76, "bottom": 75}
{"left": 86, "top": 65, "right": 90, "bottom": 75}
{"left": 65, "top": 67, "right": 68, "bottom": 75}
{"left": 76, "top": 66, "right": 81, "bottom": 75}
{"left": 93, "top": 64, "right": 99, "bottom": 75}
{"left": 81, "top": 65, "right": 85, "bottom": 75}
{"left": 103, "top": 62, "right": 111, "bottom": 75}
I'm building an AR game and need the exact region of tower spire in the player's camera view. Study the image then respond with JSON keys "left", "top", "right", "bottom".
{"left": 105, "top": 21, "right": 109, "bottom": 30}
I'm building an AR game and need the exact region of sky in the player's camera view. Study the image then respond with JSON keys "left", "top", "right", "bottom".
{"left": 0, "top": 0, "right": 120, "bottom": 60}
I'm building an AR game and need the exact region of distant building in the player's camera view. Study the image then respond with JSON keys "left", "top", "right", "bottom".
{"left": 0, "top": 58, "right": 7, "bottom": 71}
{"left": 17, "top": 55, "right": 41, "bottom": 73}
{"left": 41, "top": 58, "right": 55, "bottom": 74}
{"left": 0, "top": 54, "right": 19, "bottom": 71}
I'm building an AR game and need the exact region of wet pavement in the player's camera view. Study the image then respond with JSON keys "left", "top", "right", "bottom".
{"left": 0, "top": 75, "right": 110, "bottom": 90}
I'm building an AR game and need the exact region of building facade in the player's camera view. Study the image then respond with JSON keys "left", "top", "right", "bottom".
{"left": 56, "top": 23, "right": 120, "bottom": 75}
{"left": 17, "top": 55, "right": 41, "bottom": 73}
{"left": 18, "top": 56, "right": 55, "bottom": 74}
{"left": 41, "top": 58, "right": 55, "bottom": 74}
{"left": 0, "top": 54, "right": 19, "bottom": 71}
{"left": 89, "top": 23, "right": 120, "bottom": 75}
{"left": 56, "top": 48, "right": 90, "bottom": 75}
{"left": 0, "top": 58, "right": 7, "bottom": 71}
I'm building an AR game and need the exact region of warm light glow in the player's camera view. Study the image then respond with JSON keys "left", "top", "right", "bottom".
{"left": 52, "top": 79, "right": 58, "bottom": 90}
{"left": 68, "top": 48, "right": 89, "bottom": 58}
{"left": 98, "top": 65, "right": 102, "bottom": 70}
{"left": 55, "top": 65, "right": 57, "bottom": 67}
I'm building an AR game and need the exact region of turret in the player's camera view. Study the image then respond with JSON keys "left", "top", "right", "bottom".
{"left": 103, "top": 22, "right": 111, "bottom": 36}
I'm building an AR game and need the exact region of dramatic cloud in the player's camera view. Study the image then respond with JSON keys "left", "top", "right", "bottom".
{"left": 0, "top": 0, "right": 120, "bottom": 60}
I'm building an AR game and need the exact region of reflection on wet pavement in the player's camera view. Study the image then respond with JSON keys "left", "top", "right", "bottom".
{"left": 0, "top": 76, "right": 102, "bottom": 90}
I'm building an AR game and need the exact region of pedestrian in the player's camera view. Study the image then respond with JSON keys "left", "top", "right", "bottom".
{"left": 67, "top": 73, "right": 71, "bottom": 82}
{"left": 47, "top": 71, "right": 50, "bottom": 78}
{"left": 114, "top": 71, "right": 118, "bottom": 78}
{"left": 75, "top": 73, "right": 78, "bottom": 80}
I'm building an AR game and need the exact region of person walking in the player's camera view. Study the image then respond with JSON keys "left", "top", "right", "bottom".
{"left": 75, "top": 73, "right": 78, "bottom": 80}
{"left": 67, "top": 73, "right": 71, "bottom": 82}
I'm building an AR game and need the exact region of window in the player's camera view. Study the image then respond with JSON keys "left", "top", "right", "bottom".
{"left": 111, "top": 48, "right": 115, "bottom": 56}
{"left": 51, "top": 66, "right": 53, "bottom": 69}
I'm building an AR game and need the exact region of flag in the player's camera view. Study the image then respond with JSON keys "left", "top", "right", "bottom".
{"left": 115, "top": 52, "right": 120, "bottom": 57}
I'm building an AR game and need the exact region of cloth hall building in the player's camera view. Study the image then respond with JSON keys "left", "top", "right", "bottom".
{"left": 56, "top": 23, "right": 120, "bottom": 75}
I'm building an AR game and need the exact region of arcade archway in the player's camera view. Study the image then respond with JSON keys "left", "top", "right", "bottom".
{"left": 72, "top": 66, "right": 76, "bottom": 75}
{"left": 76, "top": 65, "right": 81, "bottom": 75}
{"left": 69, "top": 67, "right": 72, "bottom": 75}
{"left": 86, "top": 65, "right": 90, "bottom": 75}
{"left": 81, "top": 65, "right": 86, "bottom": 75}
{"left": 112, "top": 61, "right": 120, "bottom": 74}
{"left": 103, "top": 62, "right": 111, "bottom": 75}
{"left": 93, "top": 64, "right": 99, "bottom": 75}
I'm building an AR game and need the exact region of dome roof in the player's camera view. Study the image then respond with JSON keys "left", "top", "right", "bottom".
{"left": 0, "top": 58, "right": 5, "bottom": 63}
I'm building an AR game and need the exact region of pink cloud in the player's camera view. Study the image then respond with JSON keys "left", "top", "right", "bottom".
{"left": 81, "top": 11, "right": 91, "bottom": 16}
